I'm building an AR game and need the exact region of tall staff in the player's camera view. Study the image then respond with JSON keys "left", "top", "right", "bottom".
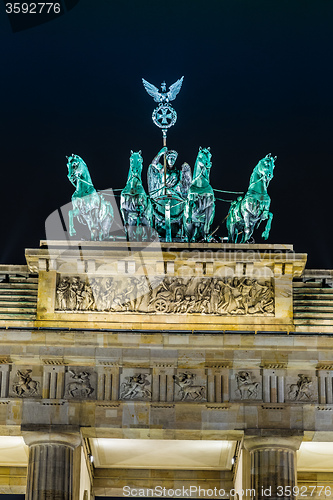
{"left": 142, "top": 77, "right": 184, "bottom": 196}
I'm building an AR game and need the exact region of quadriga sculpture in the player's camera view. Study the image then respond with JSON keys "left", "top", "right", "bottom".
{"left": 227, "top": 153, "right": 276, "bottom": 243}
{"left": 120, "top": 150, "right": 153, "bottom": 241}
{"left": 183, "top": 147, "right": 215, "bottom": 242}
{"left": 67, "top": 154, "right": 114, "bottom": 241}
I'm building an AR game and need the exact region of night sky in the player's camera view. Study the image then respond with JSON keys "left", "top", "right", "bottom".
{"left": 1, "top": 0, "right": 333, "bottom": 269}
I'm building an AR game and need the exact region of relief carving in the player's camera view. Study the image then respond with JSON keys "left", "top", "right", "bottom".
{"left": 288, "top": 374, "right": 313, "bottom": 401}
{"left": 120, "top": 373, "right": 152, "bottom": 400}
{"left": 55, "top": 275, "right": 274, "bottom": 316}
{"left": 235, "top": 371, "right": 260, "bottom": 399}
{"left": 12, "top": 370, "right": 40, "bottom": 397}
{"left": 173, "top": 373, "right": 206, "bottom": 401}
{"left": 66, "top": 370, "right": 94, "bottom": 398}
{"left": 27, "top": 263, "right": 38, "bottom": 274}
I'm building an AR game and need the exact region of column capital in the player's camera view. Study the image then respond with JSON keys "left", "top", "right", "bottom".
{"left": 22, "top": 430, "right": 81, "bottom": 449}
{"left": 244, "top": 434, "right": 303, "bottom": 453}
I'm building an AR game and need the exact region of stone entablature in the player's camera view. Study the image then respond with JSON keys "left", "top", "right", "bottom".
{"left": 24, "top": 241, "right": 307, "bottom": 332}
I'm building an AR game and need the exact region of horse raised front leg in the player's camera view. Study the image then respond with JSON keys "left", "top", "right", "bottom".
{"left": 68, "top": 208, "right": 80, "bottom": 236}
{"left": 262, "top": 211, "right": 273, "bottom": 240}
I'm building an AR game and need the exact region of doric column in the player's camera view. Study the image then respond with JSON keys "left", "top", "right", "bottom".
{"left": 244, "top": 434, "right": 302, "bottom": 500}
{"left": 23, "top": 431, "right": 81, "bottom": 500}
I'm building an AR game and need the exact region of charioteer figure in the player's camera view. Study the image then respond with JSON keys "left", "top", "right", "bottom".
{"left": 148, "top": 146, "right": 192, "bottom": 240}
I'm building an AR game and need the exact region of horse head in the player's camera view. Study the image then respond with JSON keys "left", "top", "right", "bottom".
{"left": 67, "top": 154, "right": 90, "bottom": 189}
{"left": 256, "top": 153, "right": 276, "bottom": 185}
{"left": 198, "top": 146, "right": 212, "bottom": 168}
{"left": 193, "top": 147, "right": 212, "bottom": 183}
{"left": 129, "top": 150, "right": 143, "bottom": 177}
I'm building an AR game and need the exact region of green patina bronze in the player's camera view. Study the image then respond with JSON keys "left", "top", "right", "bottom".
{"left": 147, "top": 146, "right": 192, "bottom": 241}
{"left": 120, "top": 150, "right": 153, "bottom": 241}
{"left": 65, "top": 149, "right": 276, "bottom": 244}
{"left": 226, "top": 153, "right": 276, "bottom": 243}
{"left": 67, "top": 154, "right": 114, "bottom": 241}
{"left": 183, "top": 147, "right": 215, "bottom": 242}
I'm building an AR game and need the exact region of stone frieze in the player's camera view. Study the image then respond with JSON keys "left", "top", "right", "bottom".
{"left": 55, "top": 275, "right": 275, "bottom": 316}
{"left": 2, "top": 363, "right": 331, "bottom": 405}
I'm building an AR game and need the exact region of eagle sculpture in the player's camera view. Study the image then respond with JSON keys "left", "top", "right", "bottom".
{"left": 142, "top": 76, "right": 184, "bottom": 103}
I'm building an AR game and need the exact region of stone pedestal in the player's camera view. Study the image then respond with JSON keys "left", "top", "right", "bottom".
{"left": 23, "top": 432, "right": 81, "bottom": 500}
{"left": 244, "top": 435, "right": 302, "bottom": 500}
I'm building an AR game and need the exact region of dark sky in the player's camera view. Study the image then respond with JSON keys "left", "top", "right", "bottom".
{"left": 1, "top": 0, "right": 333, "bottom": 269}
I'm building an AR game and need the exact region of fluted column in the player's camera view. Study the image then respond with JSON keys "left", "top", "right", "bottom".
{"left": 244, "top": 435, "right": 302, "bottom": 500}
{"left": 23, "top": 431, "right": 81, "bottom": 500}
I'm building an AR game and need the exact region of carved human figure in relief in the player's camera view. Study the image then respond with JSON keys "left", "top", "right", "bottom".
{"left": 220, "top": 278, "right": 242, "bottom": 314}
{"left": 120, "top": 374, "right": 151, "bottom": 399}
{"left": 82, "top": 282, "right": 95, "bottom": 311}
{"left": 100, "top": 278, "right": 117, "bottom": 310}
{"left": 67, "top": 371, "right": 94, "bottom": 398}
{"left": 173, "top": 373, "right": 206, "bottom": 401}
{"left": 210, "top": 279, "right": 222, "bottom": 314}
{"left": 235, "top": 371, "right": 259, "bottom": 399}
{"left": 148, "top": 147, "right": 192, "bottom": 240}
{"left": 135, "top": 276, "right": 150, "bottom": 311}
{"left": 69, "top": 277, "right": 82, "bottom": 310}
{"left": 56, "top": 277, "right": 70, "bottom": 310}
{"left": 288, "top": 374, "right": 313, "bottom": 401}
{"left": 90, "top": 278, "right": 102, "bottom": 311}
{"left": 13, "top": 370, "right": 39, "bottom": 397}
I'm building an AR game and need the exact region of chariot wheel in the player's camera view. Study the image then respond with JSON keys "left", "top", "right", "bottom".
{"left": 154, "top": 298, "right": 168, "bottom": 313}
